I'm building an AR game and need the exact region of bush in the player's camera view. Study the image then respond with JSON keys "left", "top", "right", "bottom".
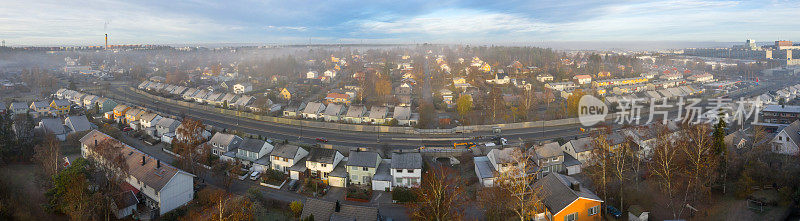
{"left": 290, "top": 200, "right": 303, "bottom": 217}
{"left": 346, "top": 186, "right": 372, "bottom": 200}
{"left": 391, "top": 187, "right": 417, "bottom": 203}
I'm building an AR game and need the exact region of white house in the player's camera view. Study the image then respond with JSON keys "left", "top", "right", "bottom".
{"left": 155, "top": 118, "right": 180, "bottom": 138}
{"left": 306, "top": 71, "right": 318, "bottom": 79}
{"left": 270, "top": 144, "right": 309, "bottom": 180}
{"left": 772, "top": 120, "right": 800, "bottom": 155}
{"left": 235, "top": 138, "right": 274, "bottom": 167}
{"left": 302, "top": 102, "right": 326, "bottom": 119}
{"left": 344, "top": 105, "right": 366, "bottom": 124}
{"left": 365, "top": 106, "right": 388, "bottom": 125}
{"left": 208, "top": 132, "right": 243, "bottom": 156}
{"left": 233, "top": 83, "right": 253, "bottom": 94}
{"left": 323, "top": 104, "right": 345, "bottom": 122}
{"left": 390, "top": 152, "right": 422, "bottom": 188}
{"left": 323, "top": 70, "right": 337, "bottom": 78}
{"left": 305, "top": 148, "right": 345, "bottom": 185}
{"left": 80, "top": 130, "right": 195, "bottom": 215}
{"left": 561, "top": 137, "right": 596, "bottom": 166}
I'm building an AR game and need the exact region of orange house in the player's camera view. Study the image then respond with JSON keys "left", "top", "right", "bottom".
{"left": 536, "top": 173, "right": 603, "bottom": 221}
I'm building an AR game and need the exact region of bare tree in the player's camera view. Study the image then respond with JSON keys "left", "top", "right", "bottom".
{"left": 410, "top": 167, "right": 465, "bottom": 221}
{"left": 174, "top": 118, "right": 206, "bottom": 174}
{"left": 649, "top": 125, "right": 683, "bottom": 219}
{"left": 33, "top": 133, "right": 61, "bottom": 177}
{"left": 493, "top": 148, "right": 544, "bottom": 221}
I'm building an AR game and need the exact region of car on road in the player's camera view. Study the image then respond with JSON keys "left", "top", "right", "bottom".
{"left": 122, "top": 127, "right": 133, "bottom": 132}
{"left": 315, "top": 137, "right": 328, "bottom": 142}
{"left": 249, "top": 171, "right": 261, "bottom": 181}
{"left": 605, "top": 204, "right": 623, "bottom": 218}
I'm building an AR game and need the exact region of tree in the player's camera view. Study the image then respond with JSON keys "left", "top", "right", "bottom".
{"left": 410, "top": 167, "right": 465, "bottom": 220}
{"left": 456, "top": 95, "right": 473, "bottom": 120}
{"left": 493, "top": 148, "right": 544, "bottom": 221}
{"left": 565, "top": 89, "right": 586, "bottom": 117}
{"left": 0, "top": 113, "right": 18, "bottom": 161}
{"left": 210, "top": 188, "right": 254, "bottom": 221}
{"left": 174, "top": 118, "right": 206, "bottom": 174}
{"left": 290, "top": 200, "right": 303, "bottom": 217}
{"left": 33, "top": 133, "right": 61, "bottom": 177}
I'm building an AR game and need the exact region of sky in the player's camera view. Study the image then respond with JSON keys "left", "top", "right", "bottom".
{"left": 1, "top": 0, "right": 800, "bottom": 46}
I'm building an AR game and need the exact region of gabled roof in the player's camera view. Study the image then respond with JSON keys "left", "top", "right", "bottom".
{"left": 239, "top": 138, "right": 268, "bottom": 153}
{"left": 368, "top": 106, "right": 388, "bottom": 119}
{"left": 532, "top": 142, "right": 563, "bottom": 159}
{"left": 346, "top": 151, "right": 380, "bottom": 168}
{"left": 488, "top": 148, "right": 518, "bottom": 164}
{"left": 271, "top": 144, "right": 304, "bottom": 159}
{"left": 345, "top": 105, "right": 366, "bottom": 118}
{"left": 373, "top": 159, "right": 392, "bottom": 181}
{"left": 80, "top": 130, "right": 194, "bottom": 193}
{"left": 535, "top": 173, "right": 602, "bottom": 216}
{"left": 300, "top": 198, "right": 378, "bottom": 221}
{"left": 307, "top": 148, "right": 339, "bottom": 164}
{"left": 208, "top": 132, "right": 241, "bottom": 148}
{"left": 324, "top": 104, "right": 344, "bottom": 116}
{"left": 140, "top": 112, "right": 160, "bottom": 122}
{"left": 31, "top": 101, "right": 50, "bottom": 109}
{"left": 393, "top": 106, "right": 411, "bottom": 120}
{"left": 303, "top": 102, "right": 325, "bottom": 114}
{"left": 391, "top": 152, "right": 422, "bottom": 169}
{"left": 566, "top": 137, "right": 594, "bottom": 153}
{"left": 778, "top": 120, "right": 800, "bottom": 148}
{"left": 52, "top": 99, "right": 71, "bottom": 107}
{"left": 40, "top": 118, "right": 66, "bottom": 134}
{"left": 156, "top": 118, "right": 180, "bottom": 129}
{"left": 65, "top": 115, "right": 92, "bottom": 133}
{"left": 474, "top": 156, "right": 496, "bottom": 179}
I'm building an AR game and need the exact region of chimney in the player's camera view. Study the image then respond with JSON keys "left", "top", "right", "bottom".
{"left": 94, "top": 139, "right": 97, "bottom": 146}
{"left": 571, "top": 181, "right": 581, "bottom": 191}
{"left": 141, "top": 155, "right": 146, "bottom": 166}
{"left": 335, "top": 200, "right": 341, "bottom": 212}
{"left": 157, "top": 159, "right": 161, "bottom": 168}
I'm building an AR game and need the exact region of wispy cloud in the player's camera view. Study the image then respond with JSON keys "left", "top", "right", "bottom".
{"left": 355, "top": 9, "right": 553, "bottom": 35}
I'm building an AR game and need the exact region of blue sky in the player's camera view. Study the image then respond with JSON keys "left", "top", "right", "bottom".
{"left": 2, "top": 0, "right": 799, "bottom": 46}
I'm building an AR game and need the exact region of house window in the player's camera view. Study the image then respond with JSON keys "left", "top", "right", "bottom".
{"left": 321, "top": 163, "right": 327, "bottom": 168}
{"left": 363, "top": 167, "right": 368, "bottom": 171}
{"left": 396, "top": 169, "right": 402, "bottom": 173}
{"left": 588, "top": 205, "right": 600, "bottom": 216}
{"left": 564, "top": 212, "right": 577, "bottom": 221}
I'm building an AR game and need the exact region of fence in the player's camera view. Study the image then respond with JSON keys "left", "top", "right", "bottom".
{"left": 132, "top": 87, "right": 583, "bottom": 134}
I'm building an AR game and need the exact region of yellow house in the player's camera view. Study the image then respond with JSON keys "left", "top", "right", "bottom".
{"left": 113, "top": 104, "right": 130, "bottom": 121}
{"left": 536, "top": 173, "right": 602, "bottom": 221}
{"left": 280, "top": 88, "right": 295, "bottom": 100}
{"left": 125, "top": 108, "right": 145, "bottom": 124}
{"left": 50, "top": 99, "right": 71, "bottom": 115}
{"left": 480, "top": 63, "right": 492, "bottom": 72}
{"left": 452, "top": 77, "right": 467, "bottom": 85}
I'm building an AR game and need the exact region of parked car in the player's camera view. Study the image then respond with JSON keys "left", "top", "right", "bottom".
{"left": 249, "top": 171, "right": 261, "bottom": 181}
{"left": 605, "top": 204, "right": 622, "bottom": 218}
{"left": 122, "top": 127, "right": 133, "bottom": 132}
{"left": 315, "top": 137, "right": 328, "bottom": 142}
{"left": 288, "top": 179, "right": 300, "bottom": 191}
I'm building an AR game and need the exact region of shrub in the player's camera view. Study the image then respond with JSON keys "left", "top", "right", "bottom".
{"left": 391, "top": 187, "right": 417, "bottom": 203}
{"left": 261, "top": 169, "right": 288, "bottom": 185}
{"left": 290, "top": 200, "right": 303, "bottom": 217}
{"left": 346, "top": 186, "right": 372, "bottom": 200}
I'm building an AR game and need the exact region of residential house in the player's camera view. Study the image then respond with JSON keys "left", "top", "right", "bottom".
{"left": 10, "top": 102, "right": 29, "bottom": 115}
{"left": 562, "top": 137, "right": 595, "bottom": 166}
{"left": 174, "top": 123, "right": 211, "bottom": 142}
{"left": 391, "top": 152, "right": 422, "bottom": 188}
{"left": 323, "top": 70, "right": 337, "bottom": 78}
{"left": 82, "top": 95, "right": 99, "bottom": 109}
{"left": 219, "top": 93, "right": 239, "bottom": 108}
{"left": 365, "top": 106, "right": 388, "bottom": 125}
{"left": 346, "top": 151, "right": 382, "bottom": 185}
{"left": 306, "top": 71, "right": 318, "bottom": 79}
{"left": 280, "top": 87, "right": 296, "bottom": 100}
{"left": 112, "top": 191, "right": 138, "bottom": 219}
{"left": 772, "top": 120, "right": 800, "bottom": 155}
{"left": 302, "top": 102, "right": 326, "bottom": 119}
{"left": 204, "top": 92, "right": 224, "bottom": 106}
{"left": 573, "top": 74, "right": 592, "bottom": 84}
{"left": 344, "top": 105, "right": 366, "bottom": 124}
{"left": 305, "top": 148, "right": 345, "bottom": 185}
{"left": 323, "top": 104, "right": 345, "bottom": 122}
{"left": 138, "top": 81, "right": 151, "bottom": 90}
{"left": 300, "top": 198, "right": 378, "bottom": 221}
{"left": 171, "top": 86, "right": 187, "bottom": 96}
{"left": 80, "top": 130, "right": 195, "bottom": 215}
{"left": 113, "top": 104, "right": 131, "bottom": 122}
{"left": 182, "top": 88, "right": 199, "bottom": 101}
{"left": 30, "top": 101, "right": 51, "bottom": 117}
{"left": 155, "top": 118, "right": 180, "bottom": 138}
{"left": 233, "top": 83, "right": 253, "bottom": 94}
{"left": 233, "top": 95, "right": 255, "bottom": 109}
{"left": 38, "top": 118, "right": 67, "bottom": 141}
{"left": 534, "top": 173, "right": 603, "bottom": 221}
{"left": 65, "top": 115, "right": 93, "bottom": 135}
{"left": 536, "top": 74, "right": 554, "bottom": 82}
{"left": 440, "top": 89, "right": 454, "bottom": 107}
{"left": 139, "top": 112, "right": 162, "bottom": 136}
{"left": 50, "top": 99, "right": 71, "bottom": 116}
{"left": 486, "top": 70, "right": 510, "bottom": 84}
{"left": 531, "top": 142, "right": 565, "bottom": 175}
{"left": 235, "top": 138, "right": 274, "bottom": 167}
{"left": 324, "top": 93, "right": 351, "bottom": 105}
{"left": 124, "top": 108, "right": 145, "bottom": 128}
{"left": 372, "top": 159, "right": 393, "bottom": 191}
{"left": 208, "top": 132, "right": 243, "bottom": 156}
{"left": 270, "top": 145, "right": 309, "bottom": 180}
{"left": 246, "top": 96, "right": 272, "bottom": 112}
{"left": 191, "top": 90, "right": 209, "bottom": 103}
{"left": 392, "top": 106, "right": 416, "bottom": 126}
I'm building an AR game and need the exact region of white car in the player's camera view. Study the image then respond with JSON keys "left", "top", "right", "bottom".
{"left": 249, "top": 171, "right": 261, "bottom": 181}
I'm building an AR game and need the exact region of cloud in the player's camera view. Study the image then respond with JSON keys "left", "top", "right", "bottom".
{"left": 355, "top": 9, "right": 552, "bottom": 35}
{"left": 265, "top": 26, "right": 309, "bottom": 31}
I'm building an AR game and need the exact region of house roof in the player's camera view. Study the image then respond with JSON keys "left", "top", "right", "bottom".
{"left": 40, "top": 118, "right": 66, "bottom": 134}
{"left": 488, "top": 148, "right": 518, "bottom": 164}
{"left": 345, "top": 105, "right": 366, "bottom": 118}
{"left": 140, "top": 112, "right": 160, "bottom": 122}
{"left": 303, "top": 102, "right": 325, "bottom": 114}
{"left": 535, "top": 173, "right": 602, "bottom": 216}
{"left": 563, "top": 154, "right": 581, "bottom": 167}
{"left": 31, "top": 101, "right": 50, "bottom": 109}
{"left": 10, "top": 102, "right": 28, "bottom": 110}
{"left": 393, "top": 106, "right": 411, "bottom": 120}
{"left": 239, "top": 138, "right": 268, "bottom": 153}
{"left": 391, "top": 152, "right": 422, "bottom": 169}
{"left": 368, "top": 106, "right": 388, "bottom": 119}
{"left": 566, "top": 137, "right": 595, "bottom": 153}
{"left": 79, "top": 130, "right": 194, "bottom": 193}
{"left": 325, "top": 93, "right": 349, "bottom": 100}
{"left": 474, "top": 156, "right": 497, "bottom": 179}
{"left": 301, "top": 198, "right": 378, "bottom": 221}
{"left": 346, "top": 151, "right": 380, "bottom": 168}
{"left": 764, "top": 105, "right": 800, "bottom": 114}
{"left": 778, "top": 120, "right": 800, "bottom": 148}
{"left": 156, "top": 118, "right": 180, "bottom": 129}
{"left": 209, "top": 132, "right": 241, "bottom": 148}
{"left": 373, "top": 159, "right": 392, "bottom": 181}
{"left": 65, "top": 115, "right": 93, "bottom": 133}
{"left": 324, "top": 104, "right": 344, "bottom": 116}
{"left": 113, "top": 190, "right": 139, "bottom": 209}
{"left": 289, "top": 158, "right": 308, "bottom": 172}
{"left": 532, "top": 142, "right": 563, "bottom": 159}
{"left": 329, "top": 163, "right": 348, "bottom": 178}
{"left": 52, "top": 99, "right": 71, "bottom": 107}
{"left": 271, "top": 144, "right": 304, "bottom": 159}
{"left": 307, "top": 148, "right": 339, "bottom": 164}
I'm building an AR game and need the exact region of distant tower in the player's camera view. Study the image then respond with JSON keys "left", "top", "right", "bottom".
{"left": 1, "top": 40, "right": 4, "bottom": 47}
{"left": 105, "top": 34, "right": 108, "bottom": 49}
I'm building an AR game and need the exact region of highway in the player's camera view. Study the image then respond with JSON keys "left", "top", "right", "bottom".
{"left": 107, "top": 85, "right": 586, "bottom": 149}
